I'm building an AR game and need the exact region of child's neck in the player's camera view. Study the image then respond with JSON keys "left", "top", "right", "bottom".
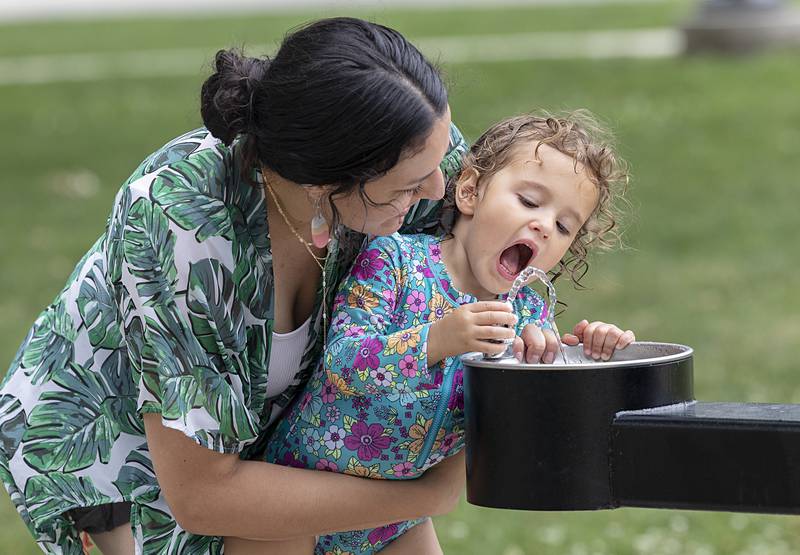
{"left": 439, "top": 226, "right": 496, "bottom": 301}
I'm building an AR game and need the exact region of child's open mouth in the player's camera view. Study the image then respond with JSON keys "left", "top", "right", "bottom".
{"left": 497, "top": 241, "right": 537, "bottom": 281}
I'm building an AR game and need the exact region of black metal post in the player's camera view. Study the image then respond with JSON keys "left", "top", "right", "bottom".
{"left": 611, "top": 402, "right": 800, "bottom": 514}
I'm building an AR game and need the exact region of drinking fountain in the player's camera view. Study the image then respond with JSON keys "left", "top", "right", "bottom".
{"left": 462, "top": 268, "right": 800, "bottom": 514}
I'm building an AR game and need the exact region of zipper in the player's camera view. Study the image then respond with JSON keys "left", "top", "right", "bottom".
{"left": 415, "top": 363, "right": 456, "bottom": 469}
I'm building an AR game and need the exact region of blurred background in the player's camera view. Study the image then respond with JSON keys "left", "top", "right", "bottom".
{"left": 1, "top": 0, "right": 799, "bottom": 553}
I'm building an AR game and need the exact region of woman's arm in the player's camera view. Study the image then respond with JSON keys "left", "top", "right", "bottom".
{"left": 144, "top": 414, "right": 465, "bottom": 540}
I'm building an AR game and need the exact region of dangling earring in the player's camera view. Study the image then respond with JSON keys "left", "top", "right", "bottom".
{"left": 310, "top": 195, "right": 330, "bottom": 248}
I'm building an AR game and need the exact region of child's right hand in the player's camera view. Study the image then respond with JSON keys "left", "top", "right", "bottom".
{"left": 427, "top": 301, "right": 517, "bottom": 364}
{"left": 513, "top": 324, "right": 561, "bottom": 364}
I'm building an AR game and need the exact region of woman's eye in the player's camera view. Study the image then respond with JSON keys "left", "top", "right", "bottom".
{"left": 518, "top": 195, "right": 538, "bottom": 208}
{"left": 404, "top": 184, "right": 423, "bottom": 196}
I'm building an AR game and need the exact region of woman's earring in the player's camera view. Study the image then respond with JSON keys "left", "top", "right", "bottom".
{"left": 311, "top": 196, "right": 330, "bottom": 248}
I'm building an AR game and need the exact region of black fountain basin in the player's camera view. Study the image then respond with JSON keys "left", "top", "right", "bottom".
{"left": 461, "top": 342, "right": 694, "bottom": 510}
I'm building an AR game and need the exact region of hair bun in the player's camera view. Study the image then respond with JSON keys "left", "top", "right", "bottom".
{"left": 200, "top": 49, "right": 270, "bottom": 145}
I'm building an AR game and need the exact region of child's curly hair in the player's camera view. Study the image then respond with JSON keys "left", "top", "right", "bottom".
{"left": 457, "top": 109, "right": 630, "bottom": 288}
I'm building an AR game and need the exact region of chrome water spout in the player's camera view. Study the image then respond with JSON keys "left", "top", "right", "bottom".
{"left": 483, "top": 266, "right": 567, "bottom": 363}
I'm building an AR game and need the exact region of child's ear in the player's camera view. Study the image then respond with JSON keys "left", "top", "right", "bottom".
{"left": 454, "top": 169, "right": 480, "bottom": 216}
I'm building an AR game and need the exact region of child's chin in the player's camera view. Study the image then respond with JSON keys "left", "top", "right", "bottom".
{"left": 481, "top": 280, "right": 509, "bottom": 298}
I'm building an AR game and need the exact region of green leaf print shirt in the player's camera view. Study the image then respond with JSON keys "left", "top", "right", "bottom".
{"left": 0, "top": 126, "right": 467, "bottom": 555}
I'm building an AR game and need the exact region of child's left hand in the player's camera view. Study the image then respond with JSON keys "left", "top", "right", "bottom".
{"left": 562, "top": 319, "right": 635, "bottom": 361}
{"left": 513, "top": 320, "right": 635, "bottom": 363}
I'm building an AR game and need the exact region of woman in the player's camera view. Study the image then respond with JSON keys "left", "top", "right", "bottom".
{"left": 0, "top": 17, "right": 467, "bottom": 555}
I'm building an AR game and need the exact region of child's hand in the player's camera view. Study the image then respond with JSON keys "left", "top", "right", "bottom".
{"left": 513, "top": 324, "right": 561, "bottom": 363}
{"left": 428, "top": 301, "right": 517, "bottom": 364}
{"left": 562, "top": 319, "right": 635, "bottom": 361}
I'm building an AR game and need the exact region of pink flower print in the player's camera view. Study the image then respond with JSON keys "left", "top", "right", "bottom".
{"left": 448, "top": 369, "right": 464, "bottom": 412}
{"left": 406, "top": 290, "right": 427, "bottom": 313}
{"left": 344, "top": 325, "right": 365, "bottom": 338}
{"left": 316, "top": 459, "right": 339, "bottom": 472}
{"left": 324, "top": 405, "right": 340, "bottom": 422}
{"left": 399, "top": 355, "right": 418, "bottom": 378}
{"left": 421, "top": 263, "right": 434, "bottom": 278}
{"left": 299, "top": 392, "right": 313, "bottom": 412}
{"left": 353, "top": 337, "right": 383, "bottom": 371}
{"left": 323, "top": 425, "right": 346, "bottom": 450}
{"left": 370, "top": 367, "right": 395, "bottom": 387}
{"left": 333, "top": 293, "right": 346, "bottom": 310}
{"left": 321, "top": 379, "right": 337, "bottom": 404}
{"left": 441, "top": 432, "right": 460, "bottom": 454}
{"left": 381, "top": 288, "right": 396, "bottom": 308}
{"left": 392, "top": 462, "right": 416, "bottom": 477}
{"left": 368, "top": 524, "right": 399, "bottom": 546}
{"left": 429, "top": 242, "right": 442, "bottom": 262}
{"left": 352, "top": 248, "right": 385, "bottom": 280}
{"left": 344, "top": 421, "right": 391, "bottom": 461}
{"left": 393, "top": 311, "right": 409, "bottom": 327}
{"left": 278, "top": 451, "right": 305, "bottom": 469}
{"left": 351, "top": 396, "right": 372, "bottom": 411}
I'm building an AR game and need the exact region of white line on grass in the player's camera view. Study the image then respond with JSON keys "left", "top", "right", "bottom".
{"left": 0, "top": 28, "right": 685, "bottom": 87}
{"left": 0, "top": 0, "right": 674, "bottom": 23}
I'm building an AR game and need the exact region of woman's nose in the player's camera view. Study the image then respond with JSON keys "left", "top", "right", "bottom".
{"left": 418, "top": 168, "right": 445, "bottom": 201}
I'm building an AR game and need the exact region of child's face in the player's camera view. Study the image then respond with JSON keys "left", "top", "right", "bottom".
{"left": 456, "top": 141, "right": 598, "bottom": 297}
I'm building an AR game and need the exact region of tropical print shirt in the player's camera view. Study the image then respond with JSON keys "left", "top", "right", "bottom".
{"left": 0, "top": 125, "right": 467, "bottom": 555}
{"left": 265, "top": 233, "right": 548, "bottom": 554}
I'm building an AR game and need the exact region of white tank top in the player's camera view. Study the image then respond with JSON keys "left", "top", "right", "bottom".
{"left": 265, "top": 315, "right": 312, "bottom": 424}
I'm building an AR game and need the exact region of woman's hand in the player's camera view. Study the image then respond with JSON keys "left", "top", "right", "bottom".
{"left": 427, "top": 301, "right": 517, "bottom": 365}
{"left": 562, "top": 320, "right": 635, "bottom": 361}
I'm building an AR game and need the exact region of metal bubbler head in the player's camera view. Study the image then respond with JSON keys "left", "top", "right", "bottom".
{"left": 482, "top": 266, "right": 560, "bottom": 362}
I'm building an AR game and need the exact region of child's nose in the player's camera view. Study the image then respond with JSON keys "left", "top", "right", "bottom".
{"left": 528, "top": 218, "right": 551, "bottom": 239}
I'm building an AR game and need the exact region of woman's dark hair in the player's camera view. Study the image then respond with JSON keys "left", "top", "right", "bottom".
{"left": 200, "top": 17, "right": 448, "bottom": 203}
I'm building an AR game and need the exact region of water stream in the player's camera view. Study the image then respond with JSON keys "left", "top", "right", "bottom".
{"left": 496, "top": 265, "right": 568, "bottom": 364}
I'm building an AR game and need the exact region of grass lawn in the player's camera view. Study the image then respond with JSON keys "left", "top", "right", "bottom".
{"left": 2, "top": 2, "right": 800, "bottom": 553}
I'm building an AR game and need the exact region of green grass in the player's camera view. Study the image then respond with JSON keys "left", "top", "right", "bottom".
{"left": 3, "top": 2, "right": 800, "bottom": 553}
{"left": 0, "top": 2, "right": 693, "bottom": 56}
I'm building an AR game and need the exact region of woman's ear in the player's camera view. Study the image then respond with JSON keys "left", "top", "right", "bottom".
{"left": 454, "top": 169, "right": 480, "bottom": 216}
{"left": 304, "top": 185, "right": 330, "bottom": 204}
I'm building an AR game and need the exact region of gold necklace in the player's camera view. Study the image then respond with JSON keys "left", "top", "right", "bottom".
{"left": 262, "top": 171, "right": 329, "bottom": 345}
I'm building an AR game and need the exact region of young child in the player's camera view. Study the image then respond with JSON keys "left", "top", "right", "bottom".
{"left": 227, "top": 110, "right": 634, "bottom": 555}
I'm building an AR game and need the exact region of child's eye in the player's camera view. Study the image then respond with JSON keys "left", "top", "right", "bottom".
{"left": 518, "top": 195, "right": 538, "bottom": 208}
{"left": 557, "top": 222, "right": 571, "bottom": 235}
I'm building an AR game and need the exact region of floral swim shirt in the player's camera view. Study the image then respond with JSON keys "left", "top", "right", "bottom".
{"left": 265, "top": 233, "right": 548, "bottom": 554}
